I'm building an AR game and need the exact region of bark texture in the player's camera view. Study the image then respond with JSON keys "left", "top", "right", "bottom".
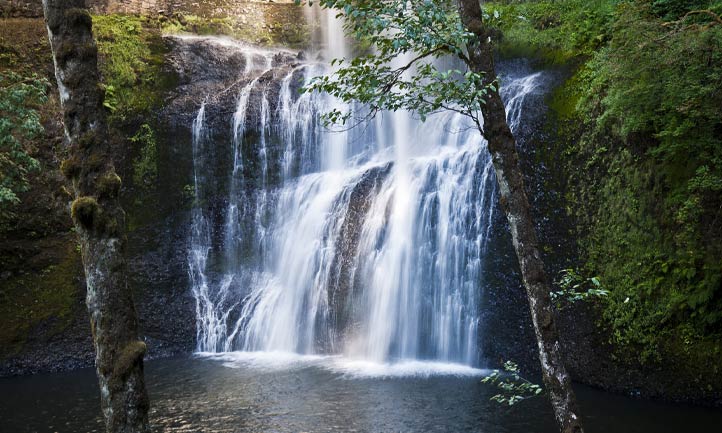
{"left": 42, "top": 1, "right": 151, "bottom": 432}
{"left": 456, "top": 1, "right": 584, "bottom": 432}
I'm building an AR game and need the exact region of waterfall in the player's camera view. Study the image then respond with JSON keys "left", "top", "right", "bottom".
{"left": 188, "top": 10, "right": 543, "bottom": 367}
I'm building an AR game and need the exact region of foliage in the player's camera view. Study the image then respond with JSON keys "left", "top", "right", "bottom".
{"left": 182, "top": 184, "right": 196, "bottom": 203}
{"left": 501, "top": 0, "right": 722, "bottom": 362}
{"left": 583, "top": 1, "right": 722, "bottom": 233}
{"left": 300, "top": 0, "right": 493, "bottom": 127}
{"left": 551, "top": 269, "right": 609, "bottom": 305}
{"left": 131, "top": 124, "right": 158, "bottom": 190}
{"left": 487, "top": 0, "right": 617, "bottom": 64}
{"left": 576, "top": 1, "right": 722, "bottom": 361}
{"left": 650, "top": 0, "right": 714, "bottom": 19}
{"left": 0, "top": 72, "right": 46, "bottom": 220}
{"left": 92, "top": 15, "right": 166, "bottom": 120}
{"left": 481, "top": 361, "right": 543, "bottom": 405}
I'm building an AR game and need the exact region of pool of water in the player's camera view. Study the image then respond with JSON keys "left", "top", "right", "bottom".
{"left": 1, "top": 353, "right": 721, "bottom": 432}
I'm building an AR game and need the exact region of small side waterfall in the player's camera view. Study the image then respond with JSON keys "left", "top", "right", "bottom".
{"left": 187, "top": 11, "right": 543, "bottom": 367}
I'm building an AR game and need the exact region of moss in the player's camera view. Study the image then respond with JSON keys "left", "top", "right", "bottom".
{"left": 97, "top": 171, "right": 122, "bottom": 199}
{"left": 548, "top": 70, "right": 584, "bottom": 121}
{"left": 109, "top": 340, "right": 147, "bottom": 389}
{"left": 54, "top": 40, "right": 76, "bottom": 64}
{"left": 78, "top": 130, "right": 100, "bottom": 149}
{"left": 92, "top": 15, "right": 173, "bottom": 121}
{"left": 487, "top": 1, "right": 614, "bottom": 65}
{"left": 159, "top": 14, "right": 310, "bottom": 49}
{"left": 60, "top": 156, "right": 82, "bottom": 179}
{"left": 545, "top": 98, "right": 721, "bottom": 363}
{"left": 71, "top": 196, "right": 99, "bottom": 229}
{"left": 523, "top": 2, "right": 722, "bottom": 374}
{"left": 130, "top": 124, "right": 157, "bottom": 191}
{"left": 85, "top": 151, "right": 106, "bottom": 172}
{"left": 0, "top": 240, "right": 82, "bottom": 359}
{"left": 64, "top": 8, "right": 93, "bottom": 31}
{"left": 100, "top": 212, "right": 119, "bottom": 237}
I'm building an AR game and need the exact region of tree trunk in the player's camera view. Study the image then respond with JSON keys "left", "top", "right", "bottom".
{"left": 42, "top": 1, "right": 151, "bottom": 432}
{"left": 456, "top": 1, "right": 584, "bottom": 432}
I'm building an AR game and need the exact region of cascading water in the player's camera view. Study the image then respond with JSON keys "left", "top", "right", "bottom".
{"left": 188, "top": 10, "right": 543, "bottom": 368}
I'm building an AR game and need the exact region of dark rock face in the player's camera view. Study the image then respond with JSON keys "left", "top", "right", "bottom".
{"left": 488, "top": 59, "right": 722, "bottom": 407}
{"left": 133, "top": 35, "right": 300, "bottom": 360}
{"left": 478, "top": 60, "right": 563, "bottom": 374}
{"left": 162, "top": 34, "right": 301, "bottom": 256}
{"left": 163, "top": 35, "right": 299, "bottom": 132}
{"left": 127, "top": 212, "right": 196, "bottom": 359}
{"left": 326, "top": 163, "right": 392, "bottom": 347}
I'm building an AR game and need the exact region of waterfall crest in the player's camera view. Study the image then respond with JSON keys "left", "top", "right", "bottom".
{"left": 188, "top": 10, "right": 543, "bottom": 367}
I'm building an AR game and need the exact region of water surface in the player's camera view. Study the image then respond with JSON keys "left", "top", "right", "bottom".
{"left": 1, "top": 354, "right": 721, "bottom": 432}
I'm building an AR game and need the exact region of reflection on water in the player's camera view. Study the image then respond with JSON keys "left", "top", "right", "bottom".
{"left": 1, "top": 354, "right": 721, "bottom": 432}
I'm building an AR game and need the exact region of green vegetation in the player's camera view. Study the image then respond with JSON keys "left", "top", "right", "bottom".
{"left": 492, "top": 0, "right": 722, "bottom": 363}
{"left": 488, "top": 0, "right": 616, "bottom": 64}
{"left": 301, "top": 0, "right": 491, "bottom": 126}
{"left": 160, "top": 14, "right": 310, "bottom": 48}
{"left": 131, "top": 124, "right": 158, "bottom": 190}
{"left": 0, "top": 72, "right": 47, "bottom": 224}
{"left": 551, "top": 269, "right": 609, "bottom": 306}
{"left": 481, "top": 361, "right": 543, "bottom": 406}
{"left": 0, "top": 241, "right": 82, "bottom": 358}
{"left": 92, "top": 15, "right": 168, "bottom": 120}
{"left": 0, "top": 73, "right": 46, "bottom": 202}
{"left": 92, "top": 14, "right": 175, "bottom": 231}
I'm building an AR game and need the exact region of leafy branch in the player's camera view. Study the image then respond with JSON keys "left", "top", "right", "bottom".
{"left": 0, "top": 72, "right": 47, "bottom": 218}
{"left": 481, "top": 361, "right": 543, "bottom": 406}
{"left": 297, "top": 0, "right": 494, "bottom": 129}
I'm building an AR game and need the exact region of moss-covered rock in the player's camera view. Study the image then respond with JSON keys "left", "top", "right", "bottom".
{"left": 92, "top": 14, "right": 171, "bottom": 120}
{"left": 160, "top": 12, "right": 310, "bottom": 49}
{"left": 97, "top": 172, "right": 122, "bottom": 199}
{"left": 60, "top": 156, "right": 82, "bottom": 179}
{"left": 0, "top": 240, "right": 83, "bottom": 360}
{"left": 71, "top": 196, "right": 99, "bottom": 229}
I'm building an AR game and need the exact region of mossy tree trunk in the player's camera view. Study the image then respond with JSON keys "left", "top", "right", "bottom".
{"left": 456, "top": 1, "right": 584, "bottom": 432}
{"left": 41, "top": 1, "right": 151, "bottom": 432}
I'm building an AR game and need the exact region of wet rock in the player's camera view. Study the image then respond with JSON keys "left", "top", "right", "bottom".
{"left": 326, "top": 163, "right": 392, "bottom": 345}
